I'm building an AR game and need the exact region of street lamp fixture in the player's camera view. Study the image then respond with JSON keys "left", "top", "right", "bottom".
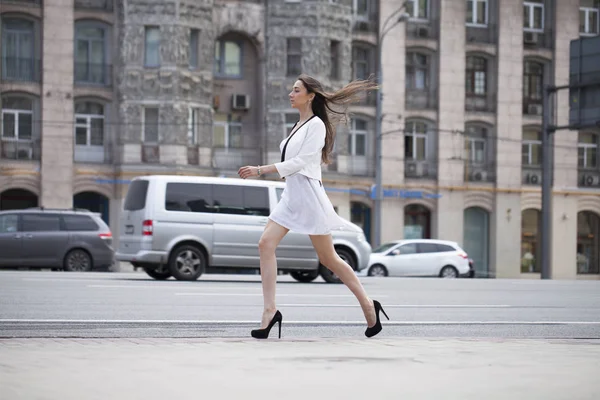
{"left": 373, "top": 3, "right": 410, "bottom": 248}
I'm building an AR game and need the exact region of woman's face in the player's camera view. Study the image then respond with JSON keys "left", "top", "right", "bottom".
{"left": 289, "top": 80, "right": 314, "bottom": 110}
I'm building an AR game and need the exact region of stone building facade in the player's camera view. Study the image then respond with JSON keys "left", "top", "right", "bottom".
{"left": 1, "top": 0, "right": 599, "bottom": 279}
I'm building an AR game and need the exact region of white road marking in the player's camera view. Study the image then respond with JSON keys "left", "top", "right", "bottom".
{"left": 174, "top": 293, "right": 389, "bottom": 298}
{"left": 277, "top": 304, "right": 513, "bottom": 308}
{"left": 87, "top": 285, "right": 262, "bottom": 290}
{"left": 1, "top": 319, "right": 599, "bottom": 326}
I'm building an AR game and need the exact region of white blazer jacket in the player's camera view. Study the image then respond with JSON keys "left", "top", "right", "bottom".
{"left": 274, "top": 115, "right": 325, "bottom": 181}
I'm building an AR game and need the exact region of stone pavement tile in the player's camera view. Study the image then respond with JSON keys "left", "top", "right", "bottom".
{"left": 0, "top": 338, "right": 599, "bottom": 400}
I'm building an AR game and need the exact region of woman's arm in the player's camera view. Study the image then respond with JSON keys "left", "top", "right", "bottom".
{"left": 238, "top": 164, "right": 277, "bottom": 179}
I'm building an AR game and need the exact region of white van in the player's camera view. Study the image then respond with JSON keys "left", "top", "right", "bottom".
{"left": 115, "top": 175, "right": 372, "bottom": 283}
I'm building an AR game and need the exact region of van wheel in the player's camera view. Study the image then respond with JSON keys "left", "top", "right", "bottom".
{"left": 64, "top": 249, "right": 92, "bottom": 272}
{"left": 169, "top": 245, "right": 206, "bottom": 281}
{"left": 290, "top": 271, "right": 319, "bottom": 283}
{"left": 319, "top": 248, "right": 356, "bottom": 284}
{"left": 143, "top": 265, "right": 172, "bottom": 280}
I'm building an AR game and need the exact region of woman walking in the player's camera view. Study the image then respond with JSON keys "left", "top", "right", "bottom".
{"left": 238, "top": 74, "right": 388, "bottom": 339}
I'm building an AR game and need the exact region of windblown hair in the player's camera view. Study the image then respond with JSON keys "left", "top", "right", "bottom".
{"left": 297, "top": 74, "right": 379, "bottom": 164}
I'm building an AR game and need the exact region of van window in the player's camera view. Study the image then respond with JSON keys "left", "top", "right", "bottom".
{"left": 165, "top": 183, "right": 213, "bottom": 213}
{"left": 213, "top": 185, "right": 245, "bottom": 214}
{"left": 0, "top": 214, "right": 18, "bottom": 233}
{"left": 62, "top": 215, "right": 98, "bottom": 231}
{"left": 124, "top": 180, "right": 149, "bottom": 211}
{"left": 22, "top": 214, "right": 61, "bottom": 232}
{"left": 243, "top": 187, "right": 270, "bottom": 216}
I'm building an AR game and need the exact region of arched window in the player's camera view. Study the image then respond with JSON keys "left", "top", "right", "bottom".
{"left": 214, "top": 39, "right": 242, "bottom": 78}
{"left": 1, "top": 18, "right": 36, "bottom": 82}
{"left": 74, "top": 21, "right": 110, "bottom": 85}
{"left": 74, "top": 101, "right": 104, "bottom": 147}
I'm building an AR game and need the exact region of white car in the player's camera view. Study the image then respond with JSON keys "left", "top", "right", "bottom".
{"left": 363, "top": 239, "right": 471, "bottom": 278}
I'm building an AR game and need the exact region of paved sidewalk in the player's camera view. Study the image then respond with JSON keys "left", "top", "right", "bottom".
{"left": 1, "top": 337, "right": 599, "bottom": 400}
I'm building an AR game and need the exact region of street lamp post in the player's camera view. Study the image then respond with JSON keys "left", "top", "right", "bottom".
{"left": 373, "top": 5, "right": 410, "bottom": 248}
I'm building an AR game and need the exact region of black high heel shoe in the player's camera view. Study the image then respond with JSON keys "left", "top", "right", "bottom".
{"left": 251, "top": 310, "right": 283, "bottom": 339}
{"left": 365, "top": 300, "right": 389, "bottom": 338}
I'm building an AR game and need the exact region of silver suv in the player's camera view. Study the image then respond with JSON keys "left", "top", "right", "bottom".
{"left": 115, "top": 175, "right": 372, "bottom": 283}
{"left": 0, "top": 208, "right": 114, "bottom": 271}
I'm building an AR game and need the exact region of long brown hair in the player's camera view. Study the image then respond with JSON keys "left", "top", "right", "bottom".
{"left": 297, "top": 74, "right": 378, "bottom": 164}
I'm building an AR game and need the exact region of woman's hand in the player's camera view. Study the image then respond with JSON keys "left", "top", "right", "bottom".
{"left": 238, "top": 165, "right": 259, "bottom": 179}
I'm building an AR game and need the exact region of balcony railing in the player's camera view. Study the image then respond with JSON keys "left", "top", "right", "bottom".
{"left": 465, "top": 94, "right": 496, "bottom": 113}
{"left": 464, "top": 163, "right": 496, "bottom": 183}
{"left": 406, "top": 88, "right": 438, "bottom": 110}
{"left": 523, "top": 30, "right": 553, "bottom": 50}
{"left": 74, "top": 62, "right": 112, "bottom": 86}
{"left": 466, "top": 24, "right": 497, "bottom": 45}
{"left": 0, "top": 0, "right": 41, "bottom": 6}
{"left": 74, "top": 144, "right": 112, "bottom": 163}
{"left": 326, "top": 155, "right": 375, "bottom": 177}
{"left": 405, "top": 160, "right": 437, "bottom": 179}
{"left": 578, "top": 171, "right": 600, "bottom": 189}
{"left": 406, "top": 20, "right": 439, "bottom": 40}
{"left": 74, "top": 0, "right": 114, "bottom": 12}
{"left": 1, "top": 57, "right": 41, "bottom": 83}
{"left": 0, "top": 140, "right": 40, "bottom": 161}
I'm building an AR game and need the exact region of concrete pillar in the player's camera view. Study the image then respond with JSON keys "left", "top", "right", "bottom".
{"left": 40, "top": 0, "right": 74, "bottom": 208}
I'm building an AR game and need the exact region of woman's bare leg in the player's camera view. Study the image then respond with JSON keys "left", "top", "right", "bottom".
{"left": 257, "top": 219, "right": 289, "bottom": 328}
{"left": 309, "top": 234, "right": 377, "bottom": 327}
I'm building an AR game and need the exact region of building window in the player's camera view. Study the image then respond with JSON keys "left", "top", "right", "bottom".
{"left": 578, "top": 132, "right": 598, "bottom": 169}
{"left": 405, "top": 121, "right": 428, "bottom": 160}
{"left": 466, "top": 55, "right": 487, "bottom": 95}
{"left": 283, "top": 113, "right": 297, "bottom": 139}
{"left": 75, "top": 23, "right": 108, "bottom": 84}
{"left": 523, "top": 60, "right": 544, "bottom": 101}
{"left": 406, "top": 52, "right": 429, "bottom": 90}
{"left": 286, "top": 38, "right": 302, "bottom": 77}
{"left": 349, "top": 118, "right": 367, "bottom": 156}
{"left": 143, "top": 107, "right": 159, "bottom": 143}
{"left": 188, "top": 108, "right": 199, "bottom": 145}
{"left": 353, "top": 0, "right": 369, "bottom": 19}
{"left": 144, "top": 26, "right": 160, "bottom": 67}
{"left": 522, "top": 129, "right": 542, "bottom": 166}
{"left": 406, "top": 0, "right": 429, "bottom": 20}
{"left": 330, "top": 40, "right": 340, "bottom": 80}
{"left": 465, "top": 125, "right": 488, "bottom": 164}
{"left": 1, "top": 18, "right": 35, "bottom": 82}
{"left": 74, "top": 102, "right": 104, "bottom": 146}
{"left": 466, "top": 0, "right": 488, "bottom": 26}
{"left": 580, "top": 1, "right": 600, "bottom": 36}
{"left": 1, "top": 96, "right": 33, "bottom": 142}
{"left": 352, "top": 45, "right": 372, "bottom": 80}
{"left": 577, "top": 211, "right": 600, "bottom": 274}
{"left": 213, "top": 114, "right": 242, "bottom": 148}
{"left": 523, "top": 1, "right": 544, "bottom": 32}
{"left": 190, "top": 29, "right": 199, "bottom": 69}
{"left": 214, "top": 40, "right": 242, "bottom": 77}
{"left": 521, "top": 209, "right": 541, "bottom": 273}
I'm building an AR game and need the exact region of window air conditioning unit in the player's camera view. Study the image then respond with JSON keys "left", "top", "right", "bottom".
{"left": 524, "top": 32, "right": 539, "bottom": 44}
{"left": 582, "top": 174, "right": 600, "bottom": 187}
{"left": 232, "top": 94, "right": 250, "bottom": 110}
{"left": 406, "top": 162, "right": 425, "bottom": 177}
{"left": 470, "top": 169, "right": 487, "bottom": 182}
{"left": 527, "top": 104, "right": 543, "bottom": 115}
{"left": 417, "top": 26, "right": 430, "bottom": 38}
{"left": 524, "top": 171, "right": 541, "bottom": 185}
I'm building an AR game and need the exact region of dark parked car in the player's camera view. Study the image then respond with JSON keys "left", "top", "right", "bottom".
{"left": 0, "top": 208, "right": 114, "bottom": 271}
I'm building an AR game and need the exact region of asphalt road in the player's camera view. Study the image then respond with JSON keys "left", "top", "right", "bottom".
{"left": 1, "top": 270, "right": 599, "bottom": 339}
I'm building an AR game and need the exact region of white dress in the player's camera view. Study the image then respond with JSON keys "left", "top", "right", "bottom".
{"left": 269, "top": 120, "right": 349, "bottom": 235}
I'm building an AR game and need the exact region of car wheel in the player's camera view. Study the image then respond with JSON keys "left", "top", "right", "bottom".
{"left": 319, "top": 248, "right": 356, "bottom": 284}
{"left": 368, "top": 264, "right": 388, "bottom": 277}
{"left": 143, "top": 265, "right": 172, "bottom": 280}
{"left": 64, "top": 249, "right": 92, "bottom": 272}
{"left": 439, "top": 265, "right": 459, "bottom": 278}
{"left": 168, "top": 245, "right": 206, "bottom": 281}
{"left": 290, "top": 271, "right": 319, "bottom": 283}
